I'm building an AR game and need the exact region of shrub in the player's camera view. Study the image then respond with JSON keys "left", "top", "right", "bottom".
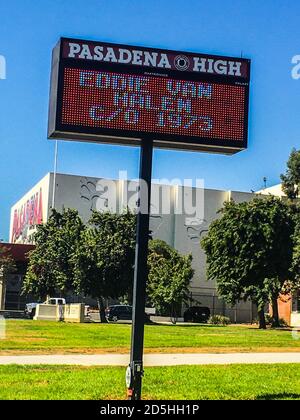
{"left": 265, "top": 314, "right": 289, "bottom": 328}
{"left": 208, "top": 315, "right": 230, "bottom": 325}
{"left": 278, "top": 318, "right": 289, "bottom": 327}
{"left": 264, "top": 314, "right": 273, "bottom": 325}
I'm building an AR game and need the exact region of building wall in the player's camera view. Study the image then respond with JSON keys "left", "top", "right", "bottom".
{"left": 9, "top": 174, "right": 51, "bottom": 244}
{"left": 278, "top": 296, "right": 292, "bottom": 325}
{"left": 291, "top": 292, "right": 300, "bottom": 327}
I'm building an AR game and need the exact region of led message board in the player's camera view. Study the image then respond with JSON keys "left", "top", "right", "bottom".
{"left": 48, "top": 38, "right": 250, "bottom": 154}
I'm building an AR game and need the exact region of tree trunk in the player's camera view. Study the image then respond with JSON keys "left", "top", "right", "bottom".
{"left": 258, "top": 308, "right": 266, "bottom": 329}
{"left": 170, "top": 303, "right": 177, "bottom": 325}
{"left": 271, "top": 297, "right": 280, "bottom": 328}
{"left": 97, "top": 297, "right": 107, "bottom": 323}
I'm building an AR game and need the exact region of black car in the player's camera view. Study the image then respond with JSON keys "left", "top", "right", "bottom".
{"left": 105, "top": 305, "right": 132, "bottom": 322}
{"left": 105, "top": 305, "right": 151, "bottom": 323}
{"left": 183, "top": 306, "right": 210, "bottom": 323}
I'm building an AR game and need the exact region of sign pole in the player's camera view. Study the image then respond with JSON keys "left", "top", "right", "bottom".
{"left": 127, "top": 136, "right": 153, "bottom": 400}
{"left": 51, "top": 140, "right": 58, "bottom": 209}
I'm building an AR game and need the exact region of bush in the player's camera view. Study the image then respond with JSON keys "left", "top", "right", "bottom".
{"left": 264, "top": 314, "right": 273, "bottom": 325}
{"left": 278, "top": 318, "right": 289, "bottom": 327}
{"left": 208, "top": 315, "right": 230, "bottom": 325}
{"left": 265, "top": 314, "right": 289, "bottom": 328}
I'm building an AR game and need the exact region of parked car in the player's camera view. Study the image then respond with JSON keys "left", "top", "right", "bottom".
{"left": 25, "top": 297, "right": 66, "bottom": 319}
{"left": 105, "top": 305, "right": 150, "bottom": 323}
{"left": 183, "top": 306, "right": 210, "bottom": 323}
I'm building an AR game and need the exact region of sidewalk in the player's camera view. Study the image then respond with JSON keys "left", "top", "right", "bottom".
{"left": 1, "top": 352, "right": 300, "bottom": 366}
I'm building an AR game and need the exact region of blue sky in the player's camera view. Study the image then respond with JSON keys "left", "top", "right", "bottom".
{"left": 0, "top": 0, "right": 300, "bottom": 240}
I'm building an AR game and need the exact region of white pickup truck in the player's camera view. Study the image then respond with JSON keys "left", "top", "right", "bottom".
{"left": 25, "top": 298, "right": 66, "bottom": 319}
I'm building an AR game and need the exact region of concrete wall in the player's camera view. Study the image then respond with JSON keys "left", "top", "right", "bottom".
{"left": 291, "top": 313, "right": 300, "bottom": 327}
{"left": 34, "top": 303, "right": 85, "bottom": 323}
{"left": 34, "top": 303, "right": 57, "bottom": 321}
{"left": 63, "top": 303, "right": 85, "bottom": 323}
{"left": 276, "top": 296, "right": 292, "bottom": 325}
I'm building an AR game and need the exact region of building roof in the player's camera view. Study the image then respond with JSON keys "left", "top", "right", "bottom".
{"left": 0, "top": 242, "right": 35, "bottom": 262}
{"left": 256, "top": 184, "right": 286, "bottom": 197}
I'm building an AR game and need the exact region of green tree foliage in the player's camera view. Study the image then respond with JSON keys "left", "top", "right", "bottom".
{"left": 281, "top": 148, "right": 300, "bottom": 303}
{"left": 73, "top": 210, "right": 136, "bottom": 322}
{"left": 281, "top": 148, "right": 300, "bottom": 200}
{"left": 22, "top": 209, "right": 85, "bottom": 299}
{"left": 291, "top": 217, "right": 300, "bottom": 284}
{"left": 147, "top": 239, "right": 194, "bottom": 321}
{"left": 201, "top": 197, "right": 295, "bottom": 329}
{"left": 23, "top": 206, "right": 194, "bottom": 323}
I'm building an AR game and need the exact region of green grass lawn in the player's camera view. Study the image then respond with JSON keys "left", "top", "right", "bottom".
{"left": 0, "top": 320, "right": 300, "bottom": 354}
{"left": 0, "top": 364, "right": 300, "bottom": 400}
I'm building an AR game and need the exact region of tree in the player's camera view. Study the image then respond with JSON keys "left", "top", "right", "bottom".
{"left": 291, "top": 215, "right": 300, "bottom": 285}
{"left": 147, "top": 239, "right": 194, "bottom": 323}
{"left": 0, "top": 246, "right": 16, "bottom": 277}
{"left": 201, "top": 197, "right": 295, "bottom": 329}
{"left": 73, "top": 210, "right": 136, "bottom": 322}
{"left": 281, "top": 148, "right": 300, "bottom": 200}
{"left": 22, "top": 209, "right": 85, "bottom": 299}
{"left": 280, "top": 148, "right": 300, "bottom": 312}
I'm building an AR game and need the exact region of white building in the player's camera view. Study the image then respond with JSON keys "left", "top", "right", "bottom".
{"left": 10, "top": 172, "right": 262, "bottom": 322}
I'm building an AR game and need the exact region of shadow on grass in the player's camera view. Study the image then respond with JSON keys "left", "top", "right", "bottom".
{"left": 147, "top": 322, "right": 265, "bottom": 330}
{"left": 268, "top": 327, "right": 298, "bottom": 333}
{"left": 255, "top": 393, "right": 300, "bottom": 400}
{"left": 147, "top": 322, "right": 215, "bottom": 328}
